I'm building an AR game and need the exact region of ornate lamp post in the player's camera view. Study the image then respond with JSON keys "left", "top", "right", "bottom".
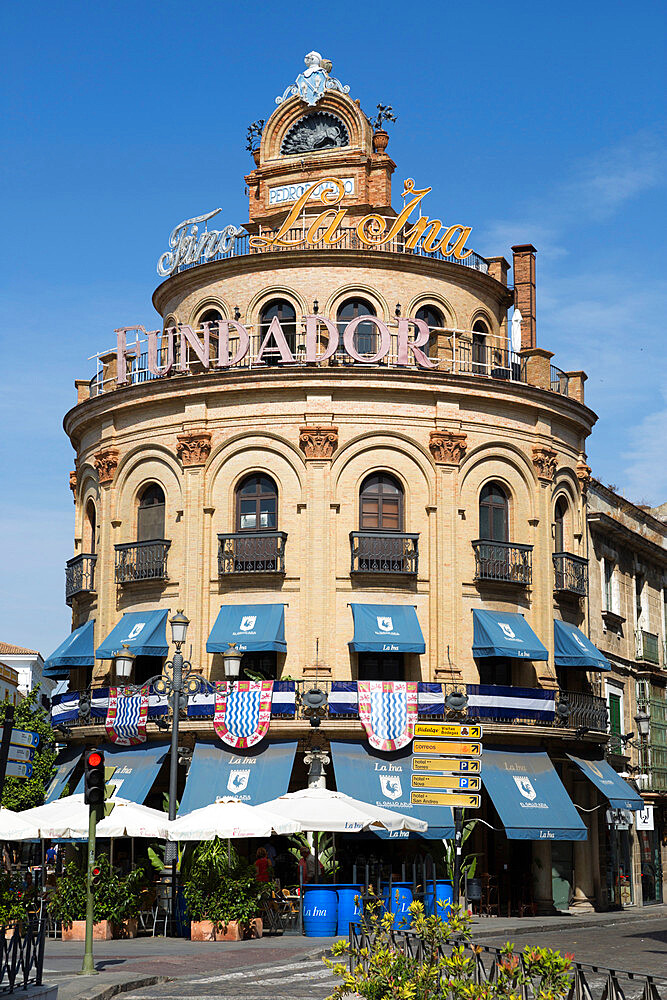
{"left": 221, "top": 642, "right": 243, "bottom": 689}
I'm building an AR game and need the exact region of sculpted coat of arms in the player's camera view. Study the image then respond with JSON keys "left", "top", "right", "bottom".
{"left": 276, "top": 51, "right": 350, "bottom": 107}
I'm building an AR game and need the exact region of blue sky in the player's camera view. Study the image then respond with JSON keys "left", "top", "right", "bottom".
{"left": 2, "top": 0, "right": 665, "bottom": 657}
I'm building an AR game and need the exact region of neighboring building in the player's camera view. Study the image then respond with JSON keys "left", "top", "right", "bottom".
{"left": 0, "top": 661, "right": 22, "bottom": 706}
{"left": 0, "top": 643, "right": 54, "bottom": 710}
{"left": 46, "top": 52, "right": 656, "bottom": 912}
{"left": 587, "top": 480, "right": 667, "bottom": 906}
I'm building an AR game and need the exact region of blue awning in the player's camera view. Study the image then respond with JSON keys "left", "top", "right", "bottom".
{"left": 44, "top": 621, "right": 95, "bottom": 677}
{"left": 331, "top": 740, "right": 452, "bottom": 839}
{"left": 567, "top": 755, "right": 644, "bottom": 810}
{"left": 482, "top": 748, "right": 586, "bottom": 840}
{"left": 472, "top": 609, "right": 548, "bottom": 660}
{"left": 74, "top": 742, "right": 169, "bottom": 803}
{"left": 45, "top": 747, "right": 82, "bottom": 803}
{"left": 554, "top": 621, "right": 611, "bottom": 672}
{"left": 96, "top": 610, "right": 169, "bottom": 660}
{"left": 349, "top": 604, "right": 426, "bottom": 654}
{"left": 178, "top": 740, "right": 297, "bottom": 814}
{"left": 207, "top": 604, "right": 286, "bottom": 653}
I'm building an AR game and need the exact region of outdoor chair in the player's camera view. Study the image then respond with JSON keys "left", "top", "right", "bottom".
{"left": 152, "top": 881, "right": 172, "bottom": 936}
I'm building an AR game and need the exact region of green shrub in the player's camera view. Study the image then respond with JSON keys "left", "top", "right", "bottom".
{"left": 182, "top": 838, "right": 268, "bottom": 931}
{"left": 0, "top": 870, "right": 33, "bottom": 926}
{"left": 47, "top": 855, "right": 147, "bottom": 927}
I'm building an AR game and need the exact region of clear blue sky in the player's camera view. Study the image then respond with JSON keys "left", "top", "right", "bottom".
{"left": 2, "top": 0, "right": 665, "bottom": 658}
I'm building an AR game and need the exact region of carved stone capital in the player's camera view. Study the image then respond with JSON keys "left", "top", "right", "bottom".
{"left": 69, "top": 469, "right": 77, "bottom": 494}
{"left": 94, "top": 447, "right": 119, "bottom": 485}
{"left": 429, "top": 430, "right": 467, "bottom": 465}
{"left": 299, "top": 425, "right": 338, "bottom": 460}
{"left": 576, "top": 459, "right": 592, "bottom": 491}
{"left": 177, "top": 431, "right": 212, "bottom": 467}
{"left": 532, "top": 445, "right": 558, "bottom": 481}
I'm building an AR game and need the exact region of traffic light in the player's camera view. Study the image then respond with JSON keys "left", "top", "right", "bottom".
{"left": 84, "top": 750, "right": 105, "bottom": 806}
{"left": 90, "top": 864, "right": 102, "bottom": 887}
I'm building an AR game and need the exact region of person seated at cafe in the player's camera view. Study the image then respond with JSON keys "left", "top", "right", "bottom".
{"left": 254, "top": 847, "right": 273, "bottom": 883}
{"left": 298, "top": 845, "right": 322, "bottom": 884}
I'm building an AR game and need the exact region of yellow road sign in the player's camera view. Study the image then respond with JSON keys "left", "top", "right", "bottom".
{"left": 412, "top": 740, "right": 482, "bottom": 757}
{"left": 411, "top": 773, "right": 481, "bottom": 791}
{"left": 414, "top": 723, "right": 483, "bottom": 740}
{"left": 410, "top": 790, "right": 481, "bottom": 808}
{"left": 412, "top": 756, "right": 481, "bottom": 774}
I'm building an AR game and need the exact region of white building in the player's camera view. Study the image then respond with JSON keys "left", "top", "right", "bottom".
{"left": 0, "top": 643, "right": 55, "bottom": 710}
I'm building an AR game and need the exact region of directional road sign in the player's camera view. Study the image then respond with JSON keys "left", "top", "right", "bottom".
{"left": 414, "top": 723, "right": 482, "bottom": 740}
{"left": 413, "top": 740, "right": 482, "bottom": 757}
{"left": 411, "top": 773, "right": 481, "bottom": 791}
{"left": 411, "top": 790, "right": 481, "bottom": 808}
{"left": 7, "top": 746, "right": 35, "bottom": 764}
{"left": 5, "top": 761, "right": 33, "bottom": 779}
{"left": 412, "top": 756, "right": 481, "bottom": 774}
{"left": 9, "top": 730, "right": 39, "bottom": 749}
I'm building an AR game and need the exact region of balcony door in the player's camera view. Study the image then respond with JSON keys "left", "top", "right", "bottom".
{"left": 360, "top": 473, "right": 403, "bottom": 531}
{"left": 137, "top": 484, "right": 165, "bottom": 541}
{"left": 357, "top": 652, "right": 404, "bottom": 681}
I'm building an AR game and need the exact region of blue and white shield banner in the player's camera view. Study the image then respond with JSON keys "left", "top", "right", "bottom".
{"left": 357, "top": 680, "right": 418, "bottom": 751}
{"left": 105, "top": 686, "right": 149, "bottom": 746}
{"left": 214, "top": 680, "right": 273, "bottom": 749}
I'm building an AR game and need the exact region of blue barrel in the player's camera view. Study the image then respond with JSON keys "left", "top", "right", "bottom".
{"left": 336, "top": 884, "right": 362, "bottom": 936}
{"left": 382, "top": 882, "right": 414, "bottom": 927}
{"left": 303, "top": 887, "right": 338, "bottom": 937}
{"left": 424, "top": 880, "right": 453, "bottom": 920}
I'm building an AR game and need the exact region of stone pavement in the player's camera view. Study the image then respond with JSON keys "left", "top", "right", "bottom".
{"left": 43, "top": 905, "right": 667, "bottom": 1000}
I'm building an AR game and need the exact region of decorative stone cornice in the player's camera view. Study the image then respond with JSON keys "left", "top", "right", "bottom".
{"left": 299, "top": 425, "right": 338, "bottom": 460}
{"left": 94, "top": 447, "right": 119, "bottom": 485}
{"left": 576, "top": 458, "right": 592, "bottom": 492}
{"left": 429, "top": 430, "right": 467, "bottom": 465}
{"left": 176, "top": 431, "right": 212, "bottom": 467}
{"left": 532, "top": 445, "right": 558, "bottom": 481}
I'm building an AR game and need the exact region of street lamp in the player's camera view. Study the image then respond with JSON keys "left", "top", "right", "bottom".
{"left": 634, "top": 707, "right": 650, "bottom": 739}
{"left": 633, "top": 706, "right": 651, "bottom": 792}
{"left": 222, "top": 642, "right": 243, "bottom": 688}
{"left": 114, "top": 644, "right": 135, "bottom": 681}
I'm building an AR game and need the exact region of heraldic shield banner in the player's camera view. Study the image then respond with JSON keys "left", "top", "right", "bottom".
{"left": 214, "top": 680, "right": 273, "bottom": 749}
{"left": 357, "top": 680, "right": 418, "bottom": 751}
{"left": 106, "top": 686, "right": 149, "bottom": 746}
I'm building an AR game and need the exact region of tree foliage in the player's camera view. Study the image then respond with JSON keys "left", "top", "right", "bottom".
{"left": 0, "top": 690, "right": 57, "bottom": 811}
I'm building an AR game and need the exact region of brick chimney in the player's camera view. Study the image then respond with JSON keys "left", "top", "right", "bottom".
{"left": 511, "top": 244, "right": 537, "bottom": 349}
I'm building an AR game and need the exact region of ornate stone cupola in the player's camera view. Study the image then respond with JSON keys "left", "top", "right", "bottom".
{"left": 244, "top": 50, "right": 395, "bottom": 229}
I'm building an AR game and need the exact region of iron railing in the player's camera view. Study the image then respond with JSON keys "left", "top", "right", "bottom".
{"left": 114, "top": 539, "right": 170, "bottom": 584}
{"left": 472, "top": 540, "right": 533, "bottom": 585}
{"left": 350, "top": 531, "right": 419, "bottom": 575}
{"left": 348, "top": 926, "right": 666, "bottom": 999}
{"left": 65, "top": 553, "right": 97, "bottom": 605}
{"left": 217, "top": 531, "right": 287, "bottom": 575}
{"left": 636, "top": 629, "right": 660, "bottom": 665}
{"left": 558, "top": 688, "right": 608, "bottom": 732}
{"left": 550, "top": 364, "right": 570, "bottom": 395}
{"left": 552, "top": 551, "right": 588, "bottom": 596}
{"left": 0, "top": 919, "right": 46, "bottom": 993}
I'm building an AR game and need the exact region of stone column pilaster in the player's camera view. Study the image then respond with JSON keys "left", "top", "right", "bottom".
{"left": 532, "top": 841, "right": 555, "bottom": 915}
{"left": 176, "top": 432, "right": 212, "bottom": 673}
{"left": 532, "top": 445, "right": 558, "bottom": 687}
{"left": 93, "top": 446, "right": 120, "bottom": 684}
{"left": 571, "top": 779, "right": 596, "bottom": 911}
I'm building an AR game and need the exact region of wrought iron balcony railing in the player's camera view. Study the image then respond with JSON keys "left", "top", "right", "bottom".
{"left": 114, "top": 540, "right": 170, "bottom": 584}
{"left": 558, "top": 689, "right": 608, "bottom": 732}
{"left": 553, "top": 551, "right": 588, "bottom": 597}
{"left": 636, "top": 629, "right": 660, "bottom": 665}
{"left": 550, "top": 364, "right": 570, "bottom": 395}
{"left": 65, "top": 553, "right": 97, "bottom": 605}
{"left": 217, "top": 531, "right": 287, "bottom": 575}
{"left": 350, "top": 531, "right": 419, "bottom": 576}
{"left": 472, "top": 540, "right": 532, "bottom": 585}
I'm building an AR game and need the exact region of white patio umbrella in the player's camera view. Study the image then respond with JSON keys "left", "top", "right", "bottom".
{"left": 166, "top": 797, "right": 302, "bottom": 841}
{"left": 21, "top": 793, "right": 171, "bottom": 839}
{"left": 259, "top": 787, "right": 428, "bottom": 833}
{"left": 0, "top": 808, "right": 40, "bottom": 841}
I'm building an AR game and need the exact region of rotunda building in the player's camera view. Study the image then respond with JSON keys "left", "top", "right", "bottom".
{"left": 48, "top": 53, "right": 629, "bottom": 915}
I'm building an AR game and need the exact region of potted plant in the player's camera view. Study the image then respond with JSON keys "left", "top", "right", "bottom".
{"left": 183, "top": 839, "right": 267, "bottom": 941}
{"left": 47, "top": 855, "right": 147, "bottom": 939}
{"left": 0, "top": 870, "right": 33, "bottom": 934}
{"left": 371, "top": 104, "right": 397, "bottom": 153}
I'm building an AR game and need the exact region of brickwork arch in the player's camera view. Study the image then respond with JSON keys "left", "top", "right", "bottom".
{"left": 245, "top": 286, "right": 309, "bottom": 330}
{"left": 459, "top": 442, "right": 537, "bottom": 534}
{"left": 260, "top": 92, "right": 371, "bottom": 162}
{"left": 189, "top": 296, "right": 230, "bottom": 327}
{"left": 405, "top": 291, "right": 457, "bottom": 328}
{"left": 205, "top": 432, "right": 306, "bottom": 513}
{"left": 325, "top": 284, "right": 390, "bottom": 322}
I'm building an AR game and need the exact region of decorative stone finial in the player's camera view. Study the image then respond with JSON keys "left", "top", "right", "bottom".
{"left": 299, "top": 425, "right": 338, "bottom": 460}
{"left": 94, "top": 447, "right": 120, "bottom": 485}
{"left": 532, "top": 445, "right": 558, "bottom": 481}
{"left": 177, "top": 431, "right": 212, "bottom": 467}
{"left": 69, "top": 469, "right": 77, "bottom": 494}
{"left": 276, "top": 51, "right": 350, "bottom": 106}
{"left": 429, "top": 430, "right": 467, "bottom": 465}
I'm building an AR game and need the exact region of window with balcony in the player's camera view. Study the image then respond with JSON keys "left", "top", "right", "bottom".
{"left": 416, "top": 304, "right": 444, "bottom": 359}
{"left": 473, "top": 482, "right": 532, "bottom": 584}
{"left": 84, "top": 500, "right": 97, "bottom": 554}
{"left": 259, "top": 299, "right": 297, "bottom": 357}
{"left": 218, "top": 474, "right": 286, "bottom": 574}
{"left": 115, "top": 483, "right": 170, "bottom": 584}
{"left": 608, "top": 690, "right": 623, "bottom": 755}
{"left": 472, "top": 319, "right": 488, "bottom": 374}
{"left": 351, "top": 473, "right": 418, "bottom": 575}
{"left": 198, "top": 308, "right": 222, "bottom": 362}
{"left": 553, "top": 497, "right": 588, "bottom": 597}
{"left": 357, "top": 652, "right": 404, "bottom": 681}
{"left": 337, "top": 298, "right": 377, "bottom": 356}
{"left": 137, "top": 483, "right": 165, "bottom": 540}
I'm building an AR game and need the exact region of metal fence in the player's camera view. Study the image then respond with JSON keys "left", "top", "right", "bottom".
{"left": 350, "top": 531, "right": 419, "bottom": 575}
{"left": 217, "top": 531, "right": 287, "bottom": 575}
{"left": 550, "top": 364, "right": 570, "bottom": 395}
{"left": 65, "top": 552, "right": 97, "bottom": 605}
{"left": 114, "top": 540, "right": 171, "bottom": 583}
{"left": 0, "top": 920, "right": 46, "bottom": 994}
{"left": 472, "top": 540, "right": 533, "bottom": 585}
{"left": 553, "top": 552, "right": 588, "bottom": 596}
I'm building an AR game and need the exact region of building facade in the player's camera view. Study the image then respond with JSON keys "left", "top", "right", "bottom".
{"left": 0, "top": 643, "right": 53, "bottom": 709}
{"left": 46, "top": 52, "right": 663, "bottom": 913}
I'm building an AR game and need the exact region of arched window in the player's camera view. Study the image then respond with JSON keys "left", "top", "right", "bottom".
{"left": 259, "top": 299, "right": 297, "bottom": 356}
{"left": 84, "top": 500, "right": 97, "bottom": 554}
{"left": 236, "top": 474, "right": 278, "bottom": 532}
{"left": 137, "top": 483, "right": 166, "bottom": 541}
{"left": 360, "top": 473, "right": 403, "bottom": 531}
{"left": 472, "top": 319, "right": 489, "bottom": 374}
{"left": 337, "top": 298, "right": 377, "bottom": 356}
{"left": 200, "top": 308, "right": 222, "bottom": 331}
{"left": 479, "top": 482, "right": 508, "bottom": 542}
{"left": 554, "top": 497, "right": 567, "bottom": 552}
{"left": 416, "top": 305, "right": 444, "bottom": 359}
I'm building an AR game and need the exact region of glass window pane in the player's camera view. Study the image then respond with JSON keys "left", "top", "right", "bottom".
{"left": 492, "top": 506, "right": 505, "bottom": 541}
{"left": 479, "top": 505, "right": 490, "bottom": 540}
{"left": 240, "top": 513, "right": 256, "bottom": 530}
